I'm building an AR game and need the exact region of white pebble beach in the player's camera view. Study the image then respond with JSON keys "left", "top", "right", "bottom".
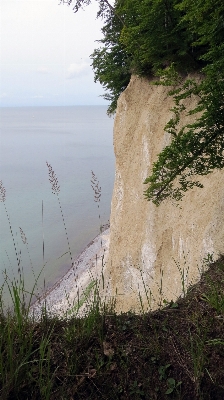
{"left": 30, "top": 228, "right": 110, "bottom": 319}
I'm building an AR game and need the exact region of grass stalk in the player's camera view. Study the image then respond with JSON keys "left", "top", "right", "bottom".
{"left": 1, "top": 171, "right": 223, "bottom": 399}
{"left": 46, "top": 162, "right": 73, "bottom": 266}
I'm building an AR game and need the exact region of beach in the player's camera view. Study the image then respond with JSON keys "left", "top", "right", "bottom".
{"left": 30, "top": 228, "right": 110, "bottom": 319}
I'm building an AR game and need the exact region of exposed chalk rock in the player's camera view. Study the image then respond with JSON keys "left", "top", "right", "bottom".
{"left": 106, "top": 75, "right": 224, "bottom": 313}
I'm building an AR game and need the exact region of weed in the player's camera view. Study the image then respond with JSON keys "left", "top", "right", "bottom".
{"left": 158, "top": 363, "right": 171, "bottom": 380}
{"left": 165, "top": 377, "right": 182, "bottom": 395}
{"left": 0, "top": 255, "right": 223, "bottom": 399}
{"left": 91, "top": 170, "right": 102, "bottom": 234}
{"left": 201, "top": 277, "right": 224, "bottom": 315}
{"left": 1, "top": 172, "right": 224, "bottom": 399}
{"left": 129, "top": 380, "right": 145, "bottom": 397}
{"left": 0, "top": 181, "right": 20, "bottom": 269}
{"left": 163, "top": 299, "right": 179, "bottom": 308}
{"left": 207, "top": 338, "right": 224, "bottom": 346}
{"left": 174, "top": 253, "right": 190, "bottom": 298}
{"left": 46, "top": 162, "right": 73, "bottom": 266}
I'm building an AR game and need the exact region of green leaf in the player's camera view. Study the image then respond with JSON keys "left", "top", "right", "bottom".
{"left": 165, "top": 387, "right": 174, "bottom": 394}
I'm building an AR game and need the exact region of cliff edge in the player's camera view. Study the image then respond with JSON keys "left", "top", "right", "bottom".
{"left": 106, "top": 75, "right": 224, "bottom": 312}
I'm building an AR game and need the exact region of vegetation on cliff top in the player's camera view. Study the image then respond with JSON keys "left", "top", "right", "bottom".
{"left": 63, "top": 1, "right": 223, "bottom": 111}
{"left": 63, "top": 0, "right": 224, "bottom": 204}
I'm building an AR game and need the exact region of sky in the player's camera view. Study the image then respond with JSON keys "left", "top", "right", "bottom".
{"left": 0, "top": 0, "right": 109, "bottom": 107}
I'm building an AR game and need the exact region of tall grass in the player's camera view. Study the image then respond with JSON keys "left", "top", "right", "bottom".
{"left": 46, "top": 162, "right": 73, "bottom": 266}
{"left": 0, "top": 181, "right": 20, "bottom": 270}
{"left": 0, "top": 171, "right": 223, "bottom": 399}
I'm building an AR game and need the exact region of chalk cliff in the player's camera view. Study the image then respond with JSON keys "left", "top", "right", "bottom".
{"left": 106, "top": 75, "right": 224, "bottom": 313}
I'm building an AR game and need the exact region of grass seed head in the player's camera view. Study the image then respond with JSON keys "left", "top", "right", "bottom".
{"left": 0, "top": 180, "right": 6, "bottom": 202}
{"left": 46, "top": 162, "right": 60, "bottom": 194}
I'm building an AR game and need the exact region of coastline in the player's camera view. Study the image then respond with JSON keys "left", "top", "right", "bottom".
{"left": 30, "top": 228, "right": 110, "bottom": 319}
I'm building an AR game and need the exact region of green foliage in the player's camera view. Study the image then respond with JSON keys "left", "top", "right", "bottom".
{"left": 201, "top": 268, "right": 224, "bottom": 314}
{"left": 60, "top": 0, "right": 114, "bottom": 18}
{"left": 177, "top": 0, "right": 224, "bottom": 48}
{"left": 158, "top": 363, "right": 171, "bottom": 380}
{"left": 64, "top": 0, "right": 204, "bottom": 114}
{"left": 165, "top": 377, "right": 182, "bottom": 395}
{"left": 61, "top": 2, "right": 129, "bottom": 114}
{"left": 119, "top": 0, "right": 198, "bottom": 74}
{"left": 88, "top": 0, "right": 203, "bottom": 114}
{"left": 121, "top": 0, "right": 224, "bottom": 205}
{"left": 90, "top": 7, "right": 131, "bottom": 114}
{"left": 129, "top": 380, "right": 145, "bottom": 397}
{"left": 64, "top": 0, "right": 224, "bottom": 199}
{"left": 144, "top": 10, "right": 224, "bottom": 204}
{"left": 1, "top": 247, "right": 224, "bottom": 397}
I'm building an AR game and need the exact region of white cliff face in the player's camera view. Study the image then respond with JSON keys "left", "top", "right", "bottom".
{"left": 106, "top": 75, "right": 224, "bottom": 313}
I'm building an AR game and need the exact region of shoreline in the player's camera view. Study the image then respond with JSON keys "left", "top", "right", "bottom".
{"left": 30, "top": 227, "right": 110, "bottom": 319}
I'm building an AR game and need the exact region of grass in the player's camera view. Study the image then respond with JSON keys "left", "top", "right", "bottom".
{"left": 0, "top": 256, "right": 223, "bottom": 399}
{"left": 0, "top": 171, "right": 223, "bottom": 399}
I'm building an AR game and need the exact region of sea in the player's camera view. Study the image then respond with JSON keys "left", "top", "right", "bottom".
{"left": 0, "top": 106, "right": 115, "bottom": 301}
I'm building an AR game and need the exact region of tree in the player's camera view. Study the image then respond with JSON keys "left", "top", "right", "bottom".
{"left": 61, "top": 1, "right": 130, "bottom": 114}
{"left": 118, "top": 0, "right": 199, "bottom": 75}
{"left": 90, "top": 2, "right": 131, "bottom": 114}
{"left": 144, "top": 0, "right": 224, "bottom": 204}
{"left": 61, "top": 0, "right": 202, "bottom": 114}
{"left": 62, "top": 0, "right": 224, "bottom": 203}
{"left": 60, "top": 0, "right": 117, "bottom": 18}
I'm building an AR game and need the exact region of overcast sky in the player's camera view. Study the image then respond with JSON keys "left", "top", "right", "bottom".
{"left": 0, "top": 0, "right": 109, "bottom": 107}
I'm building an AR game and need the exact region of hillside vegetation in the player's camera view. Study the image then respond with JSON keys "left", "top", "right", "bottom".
{"left": 0, "top": 257, "right": 224, "bottom": 399}
{"left": 0, "top": 2, "right": 223, "bottom": 398}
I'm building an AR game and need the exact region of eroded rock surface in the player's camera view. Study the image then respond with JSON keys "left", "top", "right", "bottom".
{"left": 106, "top": 75, "right": 224, "bottom": 312}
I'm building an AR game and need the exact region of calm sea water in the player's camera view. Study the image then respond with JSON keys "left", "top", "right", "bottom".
{"left": 0, "top": 106, "right": 114, "bottom": 297}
